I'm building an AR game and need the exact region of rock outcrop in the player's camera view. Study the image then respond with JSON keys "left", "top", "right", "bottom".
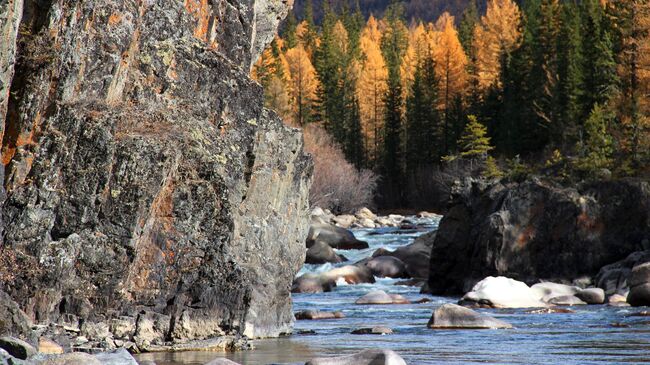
{"left": 426, "top": 178, "right": 650, "bottom": 295}
{"left": 0, "top": 0, "right": 309, "bottom": 351}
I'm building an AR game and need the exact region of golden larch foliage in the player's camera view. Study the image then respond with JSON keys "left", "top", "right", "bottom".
{"left": 473, "top": 0, "right": 522, "bottom": 90}
{"left": 401, "top": 23, "right": 429, "bottom": 101}
{"left": 430, "top": 12, "right": 469, "bottom": 110}
{"left": 285, "top": 44, "right": 319, "bottom": 126}
{"left": 358, "top": 17, "right": 389, "bottom": 163}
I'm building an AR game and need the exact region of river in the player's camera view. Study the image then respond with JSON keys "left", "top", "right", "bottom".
{"left": 137, "top": 215, "right": 650, "bottom": 365}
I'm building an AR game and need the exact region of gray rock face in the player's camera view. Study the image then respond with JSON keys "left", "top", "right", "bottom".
{"left": 0, "top": 292, "right": 32, "bottom": 343}
{"left": 426, "top": 178, "right": 650, "bottom": 295}
{"left": 428, "top": 304, "right": 512, "bottom": 329}
{"left": 1, "top": 0, "right": 308, "bottom": 348}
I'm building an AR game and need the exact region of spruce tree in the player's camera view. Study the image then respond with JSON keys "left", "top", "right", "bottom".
{"left": 459, "top": 0, "right": 480, "bottom": 56}
{"left": 459, "top": 115, "right": 494, "bottom": 159}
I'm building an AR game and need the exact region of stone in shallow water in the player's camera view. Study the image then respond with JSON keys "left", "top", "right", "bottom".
{"left": 428, "top": 304, "right": 513, "bottom": 329}
{"left": 365, "top": 256, "right": 409, "bottom": 279}
{"left": 351, "top": 326, "right": 393, "bottom": 335}
{"left": 547, "top": 295, "right": 587, "bottom": 306}
{"left": 462, "top": 277, "right": 547, "bottom": 308}
{"left": 355, "top": 291, "right": 409, "bottom": 305}
{"left": 575, "top": 288, "right": 605, "bottom": 304}
{"left": 628, "top": 262, "right": 650, "bottom": 306}
{"left": 525, "top": 308, "right": 575, "bottom": 314}
{"left": 205, "top": 358, "right": 242, "bottom": 365}
{"left": 295, "top": 310, "right": 344, "bottom": 320}
{"left": 305, "top": 349, "right": 407, "bottom": 365}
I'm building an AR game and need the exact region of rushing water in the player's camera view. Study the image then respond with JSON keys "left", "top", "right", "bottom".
{"left": 137, "top": 216, "right": 650, "bottom": 365}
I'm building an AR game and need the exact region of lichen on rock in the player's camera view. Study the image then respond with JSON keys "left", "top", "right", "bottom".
{"left": 0, "top": 0, "right": 309, "bottom": 351}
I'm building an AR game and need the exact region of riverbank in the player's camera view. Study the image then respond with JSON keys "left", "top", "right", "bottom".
{"left": 137, "top": 217, "right": 650, "bottom": 364}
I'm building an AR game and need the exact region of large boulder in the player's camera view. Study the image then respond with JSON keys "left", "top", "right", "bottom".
{"left": 374, "top": 231, "right": 435, "bottom": 280}
{"left": 305, "top": 349, "right": 407, "bottom": 365}
{"left": 428, "top": 304, "right": 512, "bottom": 329}
{"left": 307, "top": 223, "right": 369, "bottom": 250}
{"left": 596, "top": 251, "right": 650, "bottom": 296}
{"left": 461, "top": 277, "right": 547, "bottom": 308}
{"left": 0, "top": 337, "right": 36, "bottom": 360}
{"left": 365, "top": 256, "right": 409, "bottom": 278}
{"left": 0, "top": 0, "right": 309, "bottom": 345}
{"left": 306, "top": 242, "right": 347, "bottom": 265}
{"left": 427, "top": 178, "right": 650, "bottom": 295}
{"left": 628, "top": 262, "right": 650, "bottom": 306}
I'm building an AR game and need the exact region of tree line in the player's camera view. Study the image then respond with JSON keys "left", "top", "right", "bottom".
{"left": 253, "top": 0, "right": 650, "bottom": 207}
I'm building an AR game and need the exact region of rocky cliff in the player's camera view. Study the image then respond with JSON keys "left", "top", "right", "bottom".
{"left": 425, "top": 178, "right": 650, "bottom": 295}
{"left": 0, "top": 0, "right": 310, "bottom": 351}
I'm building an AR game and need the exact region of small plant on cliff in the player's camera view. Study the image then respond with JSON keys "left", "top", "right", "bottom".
{"left": 483, "top": 156, "right": 504, "bottom": 179}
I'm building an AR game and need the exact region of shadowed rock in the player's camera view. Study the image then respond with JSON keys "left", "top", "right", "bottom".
{"left": 305, "top": 349, "right": 407, "bottom": 365}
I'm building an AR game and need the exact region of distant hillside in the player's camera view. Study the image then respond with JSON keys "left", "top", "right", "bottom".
{"left": 291, "top": 0, "right": 487, "bottom": 24}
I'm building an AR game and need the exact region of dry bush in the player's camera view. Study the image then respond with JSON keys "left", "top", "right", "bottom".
{"left": 303, "top": 125, "right": 378, "bottom": 214}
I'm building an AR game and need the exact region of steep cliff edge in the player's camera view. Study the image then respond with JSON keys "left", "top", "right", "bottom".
{"left": 0, "top": 0, "right": 310, "bottom": 351}
{"left": 425, "top": 178, "right": 650, "bottom": 295}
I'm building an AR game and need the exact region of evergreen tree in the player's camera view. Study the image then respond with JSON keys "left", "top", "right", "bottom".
{"left": 575, "top": 103, "right": 614, "bottom": 173}
{"left": 380, "top": 1, "right": 408, "bottom": 206}
{"left": 459, "top": 0, "right": 480, "bottom": 56}
{"left": 459, "top": 115, "right": 494, "bottom": 159}
{"left": 406, "top": 55, "right": 440, "bottom": 172}
{"left": 345, "top": 97, "right": 366, "bottom": 168}
{"left": 557, "top": 2, "right": 584, "bottom": 147}
{"left": 284, "top": 13, "right": 299, "bottom": 50}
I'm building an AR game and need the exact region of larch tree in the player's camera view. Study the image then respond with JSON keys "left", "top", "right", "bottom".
{"left": 358, "top": 18, "right": 388, "bottom": 165}
{"left": 401, "top": 23, "right": 429, "bottom": 105}
{"left": 286, "top": 44, "right": 319, "bottom": 126}
{"left": 430, "top": 13, "right": 469, "bottom": 155}
{"left": 473, "top": 0, "right": 522, "bottom": 91}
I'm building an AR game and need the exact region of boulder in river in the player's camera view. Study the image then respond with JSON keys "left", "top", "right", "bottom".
{"left": 531, "top": 282, "right": 580, "bottom": 302}
{"left": 307, "top": 223, "right": 369, "bottom": 250}
{"left": 351, "top": 326, "right": 393, "bottom": 335}
{"left": 461, "top": 277, "right": 547, "bottom": 308}
{"left": 355, "top": 208, "right": 377, "bottom": 221}
{"left": 295, "top": 311, "right": 345, "bottom": 320}
{"left": 426, "top": 178, "right": 650, "bottom": 295}
{"left": 628, "top": 262, "right": 650, "bottom": 306}
{"left": 365, "top": 256, "right": 409, "bottom": 278}
{"left": 305, "top": 349, "right": 407, "bottom": 365}
{"left": 323, "top": 265, "right": 376, "bottom": 285}
{"left": 292, "top": 274, "right": 337, "bottom": 294}
{"left": 205, "top": 359, "right": 242, "bottom": 365}
{"left": 373, "top": 231, "right": 435, "bottom": 280}
{"left": 575, "top": 288, "right": 606, "bottom": 304}
{"left": 428, "top": 304, "right": 512, "bottom": 329}
{"left": 547, "top": 295, "right": 587, "bottom": 306}
{"left": 332, "top": 215, "right": 357, "bottom": 229}
{"left": 355, "top": 290, "right": 409, "bottom": 305}
{"left": 306, "top": 242, "right": 347, "bottom": 265}
{"left": 596, "top": 250, "right": 650, "bottom": 296}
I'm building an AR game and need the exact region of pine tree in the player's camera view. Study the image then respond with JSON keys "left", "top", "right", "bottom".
{"left": 575, "top": 103, "right": 614, "bottom": 173}
{"left": 406, "top": 55, "right": 440, "bottom": 172}
{"left": 381, "top": 1, "right": 408, "bottom": 206}
{"left": 557, "top": 2, "right": 585, "bottom": 146}
{"left": 459, "top": 115, "right": 494, "bottom": 159}
{"left": 459, "top": 0, "right": 480, "bottom": 56}
{"left": 284, "top": 13, "right": 299, "bottom": 50}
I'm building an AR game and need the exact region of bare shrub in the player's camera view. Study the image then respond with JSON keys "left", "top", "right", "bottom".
{"left": 303, "top": 125, "right": 378, "bottom": 214}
